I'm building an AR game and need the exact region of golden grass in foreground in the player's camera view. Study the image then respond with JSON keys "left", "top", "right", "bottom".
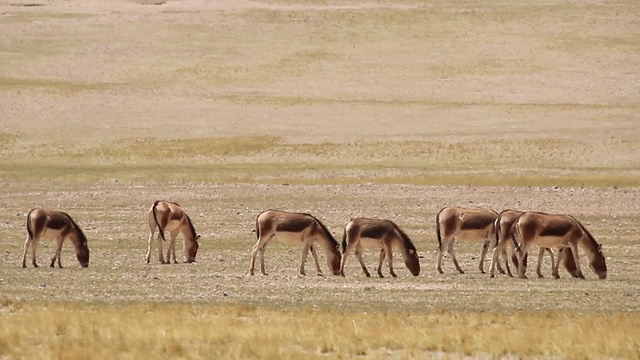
{"left": 0, "top": 302, "right": 638, "bottom": 359}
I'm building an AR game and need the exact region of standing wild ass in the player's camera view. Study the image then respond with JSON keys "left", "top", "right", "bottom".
{"left": 436, "top": 207, "right": 499, "bottom": 274}
{"left": 490, "top": 209, "right": 579, "bottom": 278}
{"left": 340, "top": 218, "right": 420, "bottom": 278}
{"left": 147, "top": 200, "right": 200, "bottom": 264}
{"left": 22, "top": 208, "right": 90, "bottom": 268}
{"left": 511, "top": 212, "right": 607, "bottom": 279}
{"left": 249, "top": 210, "right": 341, "bottom": 276}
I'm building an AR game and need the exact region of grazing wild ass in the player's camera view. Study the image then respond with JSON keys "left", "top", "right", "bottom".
{"left": 22, "top": 208, "right": 90, "bottom": 268}
{"left": 511, "top": 212, "right": 607, "bottom": 279}
{"left": 249, "top": 210, "right": 341, "bottom": 276}
{"left": 147, "top": 200, "right": 200, "bottom": 264}
{"left": 435, "top": 207, "right": 498, "bottom": 274}
{"left": 340, "top": 218, "right": 420, "bottom": 278}
{"left": 490, "top": 209, "right": 579, "bottom": 278}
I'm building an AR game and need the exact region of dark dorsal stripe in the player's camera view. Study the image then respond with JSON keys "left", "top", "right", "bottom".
{"left": 47, "top": 216, "right": 69, "bottom": 230}
{"left": 460, "top": 214, "right": 495, "bottom": 230}
{"left": 169, "top": 211, "right": 183, "bottom": 222}
{"left": 276, "top": 216, "right": 314, "bottom": 233}
{"left": 360, "top": 224, "right": 391, "bottom": 239}
{"left": 539, "top": 220, "right": 573, "bottom": 237}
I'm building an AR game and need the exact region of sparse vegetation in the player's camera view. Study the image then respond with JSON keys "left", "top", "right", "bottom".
{"left": 1, "top": 0, "right": 639, "bottom": 358}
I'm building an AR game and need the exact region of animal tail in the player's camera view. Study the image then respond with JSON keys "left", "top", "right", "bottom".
{"left": 510, "top": 218, "right": 521, "bottom": 253}
{"left": 152, "top": 200, "right": 166, "bottom": 241}
{"left": 435, "top": 209, "right": 443, "bottom": 251}
{"left": 255, "top": 213, "right": 260, "bottom": 240}
{"left": 341, "top": 227, "right": 347, "bottom": 253}
{"left": 26, "top": 208, "right": 37, "bottom": 240}
{"left": 493, "top": 216, "right": 501, "bottom": 248}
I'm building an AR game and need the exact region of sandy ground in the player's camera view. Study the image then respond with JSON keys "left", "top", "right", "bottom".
{"left": 0, "top": 0, "right": 639, "bottom": 313}
{"left": 1, "top": 182, "right": 639, "bottom": 312}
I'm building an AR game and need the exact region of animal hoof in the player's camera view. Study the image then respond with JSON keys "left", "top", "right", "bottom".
{"left": 490, "top": 274, "right": 495, "bottom": 278}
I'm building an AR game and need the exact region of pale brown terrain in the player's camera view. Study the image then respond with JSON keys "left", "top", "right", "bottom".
{"left": 1, "top": 0, "right": 639, "bottom": 358}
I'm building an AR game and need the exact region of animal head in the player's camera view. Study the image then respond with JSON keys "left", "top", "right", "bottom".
{"left": 185, "top": 234, "right": 200, "bottom": 263}
{"left": 328, "top": 251, "right": 342, "bottom": 275}
{"left": 404, "top": 248, "right": 420, "bottom": 276}
{"left": 590, "top": 244, "right": 607, "bottom": 280}
{"left": 76, "top": 240, "right": 90, "bottom": 268}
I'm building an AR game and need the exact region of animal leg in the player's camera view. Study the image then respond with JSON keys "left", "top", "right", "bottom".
{"left": 569, "top": 243, "right": 585, "bottom": 279}
{"left": 447, "top": 240, "right": 464, "bottom": 274}
{"left": 308, "top": 244, "right": 324, "bottom": 276}
{"left": 299, "top": 242, "right": 311, "bottom": 276}
{"left": 496, "top": 249, "right": 506, "bottom": 275}
{"left": 489, "top": 242, "right": 503, "bottom": 278}
{"left": 436, "top": 238, "right": 446, "bottom": 274}
{"left": 50, "top": 237, "right": 63, "bottom": 268}
{"left": 536, "top": 247, "right": 545, "bottom": 278}
{"left": 146, "top": 215, "right": 157, "bottom": 264}
{"left": 376, "top": 249, "right": 385, "bottom": 278}
{"left": 515, "top": 246, "right": 531, "bottom": 279}
{"left": 478, "top": 239, "right": 490, "bottom": 274}
{"left": 504, "top": 247, "right": 515, "bottom": 277}
{"left": 355, "top": 246, "right": 370, "bottom": 277}
{"left": 340, "top": 243, "right": 351, "bottom": 276}
{"left": 31, "top": 238, "right": 40, "bottom": 268}
{"left": 386, "top": 244, "right": 397, "bottom": 278}
{"left": 156, "top": 231, "right": 166, "bottom": 264}
{"left": 167, "top": 232, "right": 178, "bottom": 264}
{"left": 249, "top": 242, "right": 259, "bottom": 275}
{"left": 547, "top": 248, "right": 559, "bottom": 279}
{"left": 146, "top": 228, "right": 155, "bottom": 264}
{"left": 259, "top": 246, "right": 268, "bottom": 276}
{"left": 22, "top": 234, "right": 33, "bottom": 268}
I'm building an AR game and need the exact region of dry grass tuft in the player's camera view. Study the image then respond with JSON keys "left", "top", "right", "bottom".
{"left": 1, "top": 302, "right": 638, "bottom": 359}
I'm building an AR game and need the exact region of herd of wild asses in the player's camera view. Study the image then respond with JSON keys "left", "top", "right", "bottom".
{"left": 20, "top": 200, "right": 608, "bottom": 280}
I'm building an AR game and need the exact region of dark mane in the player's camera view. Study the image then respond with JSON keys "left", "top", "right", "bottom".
{"left": 567, "top": 214, "right": 600, "bottom": 247}
{"left": 304, "top": 213, "right": 338, "bottom": 247}
{"left": 388, "top": 220, "right": 416, "bottom": 251}
{"left": 61, "top": 211, "right": 87, "bottom": 244}
{"left": 184, "top": 213, "right": 198, "bottom": 240}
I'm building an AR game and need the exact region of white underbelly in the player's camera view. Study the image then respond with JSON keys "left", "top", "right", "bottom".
{"left": 40, "top": 228, "right": 65, "bottom": 240}
{"left": 534, "top": 236, "right": 568, "bottom": 248}
{"left": 274, "top": 231, "right": 304, "bottom": 245}
{"left": 358, "top": 237, "right": 383, "bottom": 249}
{"left": 455, "top": 229, "right": 489, "bottom": 241}
{"left": 163, "top": 219, "right": 183, "bottom": 233}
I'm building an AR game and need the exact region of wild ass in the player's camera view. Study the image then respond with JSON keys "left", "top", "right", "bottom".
{"left": 147, "top": 200, "right": 200, "bottom": 264}
{"left": 490, "top": 209, "right": 579, "bottom": 278}
{"left": 511, "top": 212, "right": 607, "bottom": 279}
{"left": 249, "top": 210, "right": 341, "bottom": 276}
{"left": 22, "top": 208, "right": 90, "bottom": 268}
{"left": 340, "top": 218, "right": 420, "bottom": 278}
{"left": 435, "top": 207, "right": 498, "bottom": 274}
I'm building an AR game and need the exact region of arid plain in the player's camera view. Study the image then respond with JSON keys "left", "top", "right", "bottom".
{"left": 1, "top": 0, "right": 639, "bottom": 359}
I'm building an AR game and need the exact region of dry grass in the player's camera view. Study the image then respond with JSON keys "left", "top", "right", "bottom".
{"left": 1, "top": 302, "right": 639, "bottom": 359}
{"left": 1, "top": 0, "right": 640, "bottom": 358}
